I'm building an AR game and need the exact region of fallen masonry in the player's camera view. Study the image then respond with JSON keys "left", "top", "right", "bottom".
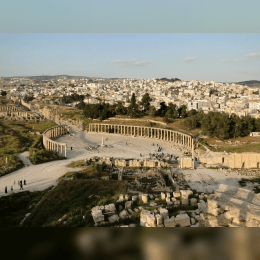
{"left": 198, "top": 184, "right": 260, "bottom": 227}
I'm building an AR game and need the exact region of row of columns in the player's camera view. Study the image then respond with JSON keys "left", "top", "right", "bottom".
{"left": 88, "top": 123, "right": 194, "bottom": 150}
{"left": 0, "top": 106, "right": 22, "bottom": 111}
{"left": 43, "top": 125, "right": 68, "bottom": 157}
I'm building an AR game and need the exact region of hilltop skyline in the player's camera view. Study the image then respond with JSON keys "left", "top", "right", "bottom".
{"left": 1, "top": 33, "right": 260, "bottom": 82}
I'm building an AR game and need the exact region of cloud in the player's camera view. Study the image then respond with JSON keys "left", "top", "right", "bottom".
{"left": 219, "top": 59, "right": 232, "bottom": 63}
{"left": 245, "top": 52, "right": 260, "bottom": 58}
{"left": 183, "top": 56, "right": 196, "bottom": 62}
{"left": 111, "top": 59, "right": 152, "bottom": 67}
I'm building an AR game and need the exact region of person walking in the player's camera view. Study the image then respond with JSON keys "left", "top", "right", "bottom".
{"left": 71, "top": 147, "right": 72, "bottom": 150}
{"left": 11, "top": 186, "right": 13, "bottom": 191}
{"left": 20, "top": 182, "right": 23, "bottom": 190}
{"left": 5, "top": 186, "right": 7, "bottom": 193}
{"left": 24, "top": 180, "right": 26, "bottom": 185}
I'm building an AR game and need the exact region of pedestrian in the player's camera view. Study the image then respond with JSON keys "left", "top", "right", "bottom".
{"left": 71, "top": 147, "right": 72, "bottom": 150}
{"left": 5, "top": 186, "right": 7, "bottom": 193}
{"left": 20, "top": 182, "right": 23, "bottom": 190}
{"left": 11, "top": 186, "right": 13, "bottom": 191}
{"left": 24, "top": 180, "right": 26, "bottom": 185}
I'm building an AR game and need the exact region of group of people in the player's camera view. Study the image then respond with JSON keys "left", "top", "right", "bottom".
{"left": 4, "top": 179, "right": 26, "bottom": 194}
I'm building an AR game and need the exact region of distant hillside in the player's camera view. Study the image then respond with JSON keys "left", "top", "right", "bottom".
{"left": 3, "top": 75, "right": 103, "bottom": 81}
{"left": 236, "top": 80, "right": 260, "bottom": 87}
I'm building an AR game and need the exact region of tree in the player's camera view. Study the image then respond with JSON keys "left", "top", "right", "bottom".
{"left": 178, "top": 105, "right": 187, "bottom": 118}
{"left": 1, "top": 90, "right": 7, "bottom": 97}
{"left": 116, "top": 102, "right": 127, "bottom": 115}
{"left": 157, "top": 102, "right": 167, "bottom": 117}
{"left": 128, "top": 93, "right": 139, "bottom": 118}
{"left": 140, "top": 93, "right": 151, "bottom": 113}
{"left": 165, "top": 103, "right": 178, "bottom": 119}
{"left": 147, "top": 105, "right": 157, "bottom": 117}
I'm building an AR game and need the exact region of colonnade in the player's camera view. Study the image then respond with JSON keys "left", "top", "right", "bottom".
{"left": 88, "top": 123, "right": 194, "bottom": 152}
{"left": 0, "top": 106, "right": 22, "bottom": 111}
{"left": 43, "top": 125, "right": 68, "bottom": 157}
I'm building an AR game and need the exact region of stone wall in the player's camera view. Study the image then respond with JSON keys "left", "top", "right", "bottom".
{"left": 180, "top": 157, "right": 194, "bottom": 169}
{"left": 199, "top": 153, "right": 260, "bottom": 169}
{"left": 42, "top": 125, "right": 68, "bottom": 157}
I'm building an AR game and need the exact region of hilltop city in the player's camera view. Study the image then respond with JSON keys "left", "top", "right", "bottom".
{"left": 1, "top": 75, "right": 260, "bottom": 228}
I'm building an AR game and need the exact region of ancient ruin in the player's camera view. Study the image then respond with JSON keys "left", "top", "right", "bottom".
{"left": 43, "top": 125, "right": 68, "bottom": 157}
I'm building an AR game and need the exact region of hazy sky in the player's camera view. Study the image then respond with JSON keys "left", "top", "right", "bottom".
{"left": 1, "top": 0, "right": 260, "bottom": 33}
{"left": 1, "top": 33, "right": 260, "bottom": 82}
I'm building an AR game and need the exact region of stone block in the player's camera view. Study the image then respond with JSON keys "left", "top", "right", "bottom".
{"left": 146, "top": 214, "right": 156, "bottom": 227}
{"left": 207, "top": 199, "right": 218, "bottom": 209}
{"left": 223, "top": 211, "right": 233, "bottom": 220}
{"left": 207, "top": 207, "right": 220, "bottom": 217}
{"left": 119, "top": 210, "right": 129, "bottom": 220}
{"left": 190, "top": 198, "right": 197, "bottom": 206}
{"left": 191, "top": 218, "right": 196, "bottom": 225}
{"left": 166, "top": 197, "right": 171, "bottom": 203}
{"left": 173, "top": 192, "right": 181, "bottom": 198}
{"left": 132, "top": 196, "right": 138, "bottom": 201}
{"left": 109, "top": 204, "right": 116, "bottom": 212}
{"left": 217, "top": 215, "right": 231, "bottom": 227}
{"left": 171, "top": 197, "right": 176, "bottom": 202}
{"left": 104, "top": 205, "right": 110, "bottom": 212}
{"left": 119, "top": 194, "right": 124, "bottom": 200}
{"left": 232, "top": 218, "right": 246, "bottom": 227}
{"left": 125, "top": 194, "right": 129, "bottom": 201}
{"left": 142, "top": 194, "right": 148, "bottom": 203}
{"left": 125, "top": 201, "right": 133, "bottom": 210}
{"left": 175, "top": 214, "right": 191, "bottom": 227}
{"left": 166, "top": 192, "right": 171, "bottom": 198}
{"left": 205, "top": 215, "right": 219, "bottom": 227}
{"left": 150, "top": 202, "right": 157, "bottom": 207}
{"left": 140, "top": 210, "right": 151, "bottom": 225}
{"left": 94, "top": 214, "right": 104, "bottom": 223}
{"left": 128, "top": 209, "right": 133, "bottom": 215}
{"left": 164, "top": 217, "right": 176, "bottom": 227}
{"left": 245, "top": 219, "right": 259, "bottom": 227}
{"left": 108, "top": 214, "right": 119, "bottom": 224}
{"left": 182, "top": 195, "right": 189, "bottom": 205}
{"left": 159, "top": 208, "right": 169, "bottom": 219}
{"left": 199, "top": 195, "right": 204, "bottom": 200}
{"left": 161, "top": 192, "right": 166, "bottom": 200}
{"left": 156, "top": 214, "right": 163, "bottom": 225}
{"left": 129, "top": 224, "right": 136, "bottom": 227}
{"left": 198, "top": 200, "right": 207, "bottom": 212}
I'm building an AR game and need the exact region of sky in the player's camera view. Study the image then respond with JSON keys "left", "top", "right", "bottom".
{"left": 1, "top": 0, "right": 260, "bottom": 33}
{"left": 1, "top": 1, "right": 259, "bottom": 82}
{"left": 1, "top": 33, "right": 260, "bottom": 82}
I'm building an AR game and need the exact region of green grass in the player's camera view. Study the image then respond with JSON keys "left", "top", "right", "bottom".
{"left": 67, "top": 160, "right": 86, "bottom": 168}
{"left": 21, "top": 178, "right": 127, "bottom": 227}
{"left": 0, "top": 187, "right": 52, "bottom": 227}
{"left": 0, "top": 120, "right": 57, "bottom": 173}
{"left": 210, "top": 143, "right": 260, "bottom": 153}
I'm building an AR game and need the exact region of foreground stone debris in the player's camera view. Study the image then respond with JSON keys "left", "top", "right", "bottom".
{"left": 199, "top": 184, "right": 260, "bottom": 227}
